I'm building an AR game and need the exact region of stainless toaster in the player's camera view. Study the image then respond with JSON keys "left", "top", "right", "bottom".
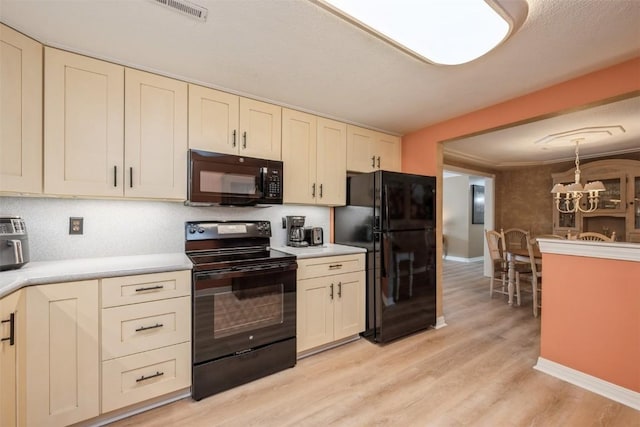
{"left": 303, "top": 227, "right": 323, "bottom": 246}
{"left": 0, "top": 216, "right": 29, "bottom": 271}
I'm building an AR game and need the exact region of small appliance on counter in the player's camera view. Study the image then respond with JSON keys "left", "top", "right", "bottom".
{"left": 0, "top": 216, "right": 29, "bottom": 271}
{"left": 303, "top": 227, "right": 323, "bottom": 246}
{"left": 285, "top": 216, "right": 308, "bottom": 247}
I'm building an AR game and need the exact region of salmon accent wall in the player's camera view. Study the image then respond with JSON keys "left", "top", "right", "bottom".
{"left": 540, "top": 253, "right": 640, "bottom": 392}
{"left": 402, "top": 56, "right": 640, "bottom": 175}
{"left": 402, "top": 56, "right": 640, "bottom": 319}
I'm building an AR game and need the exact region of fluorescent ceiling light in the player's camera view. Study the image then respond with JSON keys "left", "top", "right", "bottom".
{"left": 319, "top": 0, "right": 526, "bottom": 65}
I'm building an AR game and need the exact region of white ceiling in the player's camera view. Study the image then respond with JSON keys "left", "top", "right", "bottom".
{"left": 1, "top": 0, "right": 639, "bottom": 168}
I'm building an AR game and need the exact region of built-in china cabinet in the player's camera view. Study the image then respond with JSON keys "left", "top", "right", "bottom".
{"left": 552, "top": 159, "right": 640, "bottom": 242}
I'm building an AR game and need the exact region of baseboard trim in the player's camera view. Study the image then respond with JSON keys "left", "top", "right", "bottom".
{"left": 444, "top": 256, "right": 483, "bottom": 263}
{"left": 435, "top": 316, "right": 447, "bottom": 329}
{"left": 534, "top": 357, "right": 640, "bottom": 410}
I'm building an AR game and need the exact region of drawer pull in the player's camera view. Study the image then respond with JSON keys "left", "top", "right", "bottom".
{"left": 135, "top": 323, "right": 164, "bottom": 332}
{"left": 1, "top": 313, "right": 15, "bottom": 346}
{"left": 135, "top": 285, "right": 164, "bottom": 292}
{"left": 136, "top": 371, "right": 164, "bottom": 383}
{"left": 328, "top": 264, "right": 343, "bottom": 270}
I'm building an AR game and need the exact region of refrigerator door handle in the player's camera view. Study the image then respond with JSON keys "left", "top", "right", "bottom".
{"left": 383, "top": 184, "right": 390, "bottom": 231}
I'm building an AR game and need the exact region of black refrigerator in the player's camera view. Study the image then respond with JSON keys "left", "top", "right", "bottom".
{"left": 334, "top": 170, "right": 436, "bottom": 343}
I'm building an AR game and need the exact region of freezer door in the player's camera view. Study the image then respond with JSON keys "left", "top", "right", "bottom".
{"left": 381, "top": 171, "right": 435, "bottom": 231}
{"left": 374, "top": 229, "right": 436, "bottom": 343}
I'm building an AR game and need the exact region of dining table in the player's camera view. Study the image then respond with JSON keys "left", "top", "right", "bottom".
{"left": 506, "top": 245, "right": 542, "bottom": 305}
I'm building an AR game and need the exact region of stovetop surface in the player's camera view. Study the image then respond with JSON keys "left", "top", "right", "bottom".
{"left": 187, "top": 248, "right": 295, "bottom": 272}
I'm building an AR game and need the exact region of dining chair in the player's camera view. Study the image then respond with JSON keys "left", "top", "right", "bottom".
{"left": 576, "top": 231, "right": 615, "bottom": 242}
{"left": 524, "top": 234, "right": 542, "bottom": 317}
{"left": 485, "top": 230, "right": 508, "bottom": 299}
{"left": 502, "top": 228, "right": 529, "bottom": 252}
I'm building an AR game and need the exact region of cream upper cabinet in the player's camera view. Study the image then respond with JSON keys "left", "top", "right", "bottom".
{"left": 188, "top": 84, "right": 239, "bottom": 155}
{"left": 376, "top": 131, "right": 402, "bottom": 172}
{"left": 346, "top": 125, "right": 376, "bottom": 173}
{"left": 189, "top": 84, "right": 281, "bottom": 160}
{"left": 25, "top": 280, "right": 99, "bottom": 427}
{"left": 346, "top": 124, "right": 401, "bottom": 173}
{"left": 282, "top": 109, "right": 317, "bottom": 205}
{"left": 282, "top": 109, "right": 346, "bottom": 206}
{"left": 125, "top": 68, "right": 187, "bottom": 200}
{"left": 239, "top": 97, "right": 282, "bottom": 160}
{"left": 0, "top": 290, "right": 24, "bottom": 427}
{"left": 0, "top": 24, "right": 42, "bottom": 194}
{"left": 316, "top": 117, "right": 347, "bottom": 206}
{"left": 44, "top": 47, "right": 125, "bottom": 197}
{"left": 44, "top": 48, "right": 187, "bottom": 200}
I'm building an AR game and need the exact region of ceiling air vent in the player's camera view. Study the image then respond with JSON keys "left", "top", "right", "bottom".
{"left": 151, "top": 0, "right": 208, "bottom": 22}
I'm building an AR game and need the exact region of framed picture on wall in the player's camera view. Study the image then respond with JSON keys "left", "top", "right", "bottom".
{"left": 471, "top": 185, "right": 485, "bottom": 224}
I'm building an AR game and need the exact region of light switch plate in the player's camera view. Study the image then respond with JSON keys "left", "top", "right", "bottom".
{"left": 69, "top": 217, "right": 83, "bottom": 235}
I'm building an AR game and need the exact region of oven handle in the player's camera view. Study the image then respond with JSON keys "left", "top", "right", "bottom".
{"left": 193, "top": 261, "right": 297, "bottom": 282}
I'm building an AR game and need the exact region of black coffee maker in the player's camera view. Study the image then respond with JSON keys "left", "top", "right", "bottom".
{"left": 285, "top": 216, "right": 308, "bottom": 247}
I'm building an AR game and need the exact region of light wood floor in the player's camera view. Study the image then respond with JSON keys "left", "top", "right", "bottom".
{"left": 111, "top": 261, "right": 639, "bottom": 426}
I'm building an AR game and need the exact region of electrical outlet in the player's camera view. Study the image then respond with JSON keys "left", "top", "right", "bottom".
{"left": 69, "top": 217, "right": 83, "bottom": 235}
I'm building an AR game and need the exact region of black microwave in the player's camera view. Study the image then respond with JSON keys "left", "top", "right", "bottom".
{"left": 187, "top": 149, "right": 283, "bottom": 206}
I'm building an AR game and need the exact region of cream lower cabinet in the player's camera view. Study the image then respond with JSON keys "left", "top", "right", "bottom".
{"left": 0, "top": 24, "right": 43, "bottom": 194}
{"left": 346, "top": 124, "right": 401, "bottom": 173}
{"left": 0, "top": 290, "right": 24, "bottom": 427}
{"left": 100, "top": 271, "right": 191, "bottom": 413}
{"left": 282, "top": 109, "right": 347, "bottom": 206}
{"left": 25, "top": 281, "right": 100, "bottom": 427}
{"left": 188, "top": 84, "right": 282, "bottom": 161}
{"left": 296, "top": 254, "right": 365, "bottom": 353}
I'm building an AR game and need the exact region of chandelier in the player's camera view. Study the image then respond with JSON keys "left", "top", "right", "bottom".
{"left": 550, "top": 139, "right": 606, "bottom": 213}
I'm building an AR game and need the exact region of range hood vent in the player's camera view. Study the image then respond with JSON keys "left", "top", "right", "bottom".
{"left": 151, "top": 0, "right": 208, "bottom": 22}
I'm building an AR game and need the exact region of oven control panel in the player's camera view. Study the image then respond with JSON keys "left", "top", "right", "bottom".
{"left": 186, "top": 221, "right": 272, "bottom": 240}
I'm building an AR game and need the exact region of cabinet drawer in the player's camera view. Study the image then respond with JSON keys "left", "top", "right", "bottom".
{"left": 297, "top": 254, "right": 364, "bottom": 280}
{"left": 101, "top": 270, "right": 190, "bottom": 308}
{"left": 101, "top": 296, "right": 190, "bottom": 360}
{"left": 102, "top": 342, "right": 191, "bottom": 413}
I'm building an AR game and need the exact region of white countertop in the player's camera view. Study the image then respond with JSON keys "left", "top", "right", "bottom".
{"left": 271, "top": 243, "right": 366, "bottom": 259}
{"left": 0, "top": 253, "right": 192, "bottom": 299}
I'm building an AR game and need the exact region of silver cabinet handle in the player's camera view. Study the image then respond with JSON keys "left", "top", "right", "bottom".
{"left": 312, "top": 183, "right": 316, "bottom": 197}
{"left": 135, "top": 285, "right": 164, "bottom": 292}
{"left": 330, "top": 283, "right": 334, "bottom": 300}
{"left": 371, "top": 156, "right": 376, "bottom": 168}
{"left": 136, "top": 371, "right": 164, "bottom": 383}
{"left": 377, "top": 156, "right": 381, "bottom": 168}
{"left": 232, "top": 130, "right": 237, "bottom": 147}
{"left": 319, "top": 184, "right": 323, "bottom": 198}
{"left": 337, "top": 282, "right": 342, "bottom": 298}
{"left": 135, "top": 323, "right": 164, "bottom": 332}
{"left": 1, "top": 313, "right": 15, "bottom": 346}
{"left": 243, "top": 131, "right": 247, "bottom": 148}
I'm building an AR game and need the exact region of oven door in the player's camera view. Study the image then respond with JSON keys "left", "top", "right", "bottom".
{"left": 192, "top": 262, "right": 296, "bottom": 364}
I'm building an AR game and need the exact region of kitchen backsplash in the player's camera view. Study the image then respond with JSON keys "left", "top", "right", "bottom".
{"left": 0, "top": 197, "right": 330, "bottom": 261}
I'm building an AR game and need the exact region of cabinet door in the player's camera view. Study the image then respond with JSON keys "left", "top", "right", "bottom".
{"left": 0, "top": 24, "right": 42, "bottom": 194}
{"left": 44, "top": 48, "right": 124, "bottom": 197}
{"left": 376, "top": 132, "right": 402, "bottom": 172}
{"left": 282, "top": 108, "right": 317, "bottom": 204}
{"left": 25, "top": 281, "right": 99, "bottom": 427}
{"left": 239, "top": 97, "right": 282, "bottom": 161}
{"left": 346, "top": 125, "right": 376, "bottom": 173}
{"left": 188, "top": 84, "right": 239, "bottom": 154}
{"left": 334, "top": 271, "right": 366, "bottom": 341}
{"left": 316, "top": 118, "right": 347, "bottom": 206}
{"left": 297, "top": 277, "right": 334, "bottom": 353}
{"left": 0, "top": 290, "right": 23, "bottom": 427}
{"left": 125, "top": 68, "right": 187, "bottom": 200}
